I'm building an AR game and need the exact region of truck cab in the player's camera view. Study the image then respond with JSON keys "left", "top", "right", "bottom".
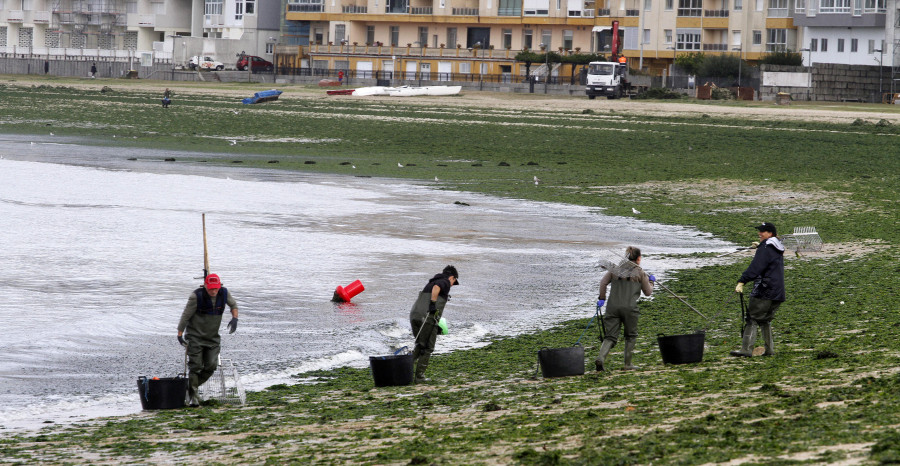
{"left": 585, "top": 61, "right": 629, "bottom": 99}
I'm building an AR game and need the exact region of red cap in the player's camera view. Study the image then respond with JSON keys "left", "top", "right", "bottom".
{"left": 205, "top": 274, "right": 222, "bottom": 290}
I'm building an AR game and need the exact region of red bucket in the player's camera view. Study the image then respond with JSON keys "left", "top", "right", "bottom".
{"left": 333, "top": 279, "right": 365, "bottom": 302}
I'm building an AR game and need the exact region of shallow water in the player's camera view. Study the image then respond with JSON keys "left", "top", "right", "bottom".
{"left": 0, "top": 134, "right": 734, "bottom": 432}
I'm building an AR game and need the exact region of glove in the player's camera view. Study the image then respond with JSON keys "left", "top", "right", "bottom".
{"left": 226, "top": 318, "right": 238, "bottom": 334}
{"left": 596, "top": 299, "right": 605, "bottom": 309}
{"left": 751, "top": 242, "right": 760, "bottom": 249}
{"left": 428, "top": 301, "right": 437, "bottom": 314}
{"left": 177, "top": 335, "right": 187, "bottom": 347}
{"left": 735, "top": 282, "right": 744, "bottom": 293}
{"left": 648, "top": 274, "right": 656, "bottom": 282}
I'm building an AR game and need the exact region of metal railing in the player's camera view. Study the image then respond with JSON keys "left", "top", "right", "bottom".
{"left": 451, "top": 7, "right": 478, "bottom": 14}
{"left": 410, "top": 6, "right": 433, "bottom": 14}
{"left": 341, "top": 5, "right": 368, "bottom": 12}
{"left": 704, "top": 8, "right": 728, "bottom": 16}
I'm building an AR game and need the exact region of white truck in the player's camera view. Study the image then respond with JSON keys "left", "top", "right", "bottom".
{"left": 189, "top": 56, "right": 225, "bottom": 71}
{"left": 585, "top": 61, "right": 630, "bottom": 99}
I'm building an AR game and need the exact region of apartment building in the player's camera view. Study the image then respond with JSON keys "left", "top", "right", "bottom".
{"left": 794, "top": 0, "right": 893, "bottom": 67}
{"left": 0, "top": 0, "right": 279, "bottom": 61}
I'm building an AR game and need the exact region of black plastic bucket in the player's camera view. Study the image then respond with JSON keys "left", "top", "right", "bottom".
{"left": 137, "top": 376, "right": 187, "bottom": 410}
{"left": 369, "top": 354, "right": 414, "bottom": 387}
{"left": 538, "top": 346, "right": 585, "bottom": 378}
{"left": 657, "top": 333, "right": 705, "bottom": 365}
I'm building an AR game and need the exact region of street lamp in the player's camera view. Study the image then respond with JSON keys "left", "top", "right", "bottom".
{"left": 800, "top": 47, "right": 811, "bottom": 101}
{"left": 540, "top": 42, "right": 549, "bottom": 94}
{"left": 874, "top": 48, "right": 884, "bottom": 100}
{"left": 667, "top": 46, "right": 676, "bottom": 88}
{"left": 341, "top": 39, "right": 348, "bottom": 54}
{"left": 732, "top": 46, "right": 742, "bottom": 90}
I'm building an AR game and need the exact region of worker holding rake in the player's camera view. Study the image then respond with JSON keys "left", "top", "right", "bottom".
{"left": 177, "top": 274, "right": 239, "bottom": 406}
{"left": 731, "top": 222, "right": 785, "bottom": 358}
{"left": 409, "top": 265, "right": 459, "bottom": 383}
{"left": 594, "top": 247, "right": 655, "bottom": 371}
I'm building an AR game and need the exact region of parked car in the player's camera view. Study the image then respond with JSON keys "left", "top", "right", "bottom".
{"left": 189, "top": 56, "right": 224, "bottom": 71}
{"left": 237, "top": 55, "right": 274, "bottom": 72}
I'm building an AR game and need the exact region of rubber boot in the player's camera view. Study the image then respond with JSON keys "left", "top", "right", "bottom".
{"left": 759, "top": 322, "right": 775, "bottom": 356}
{"left": 730, "top": 323, "right": 756, "bottom": 357}
{"left": 414, "top": 353, "right": 431, "bottom": 384}
{"left": 594, "top": 340, "right": 614, "bottom": 372}
{"left": 623, "top": 339, "right": 639, "bottom": 370}
{"left": 187, "top": 373, "right": 201, "bottom": 407}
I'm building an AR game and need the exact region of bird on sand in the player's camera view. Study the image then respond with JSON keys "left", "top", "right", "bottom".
{"left": 351, "top": 165, "right": 356, "bottom": 169}
{"left": 632, "top": 207, "right": 641, "bottom": 214}
{"left": 398, "top": 163, "right": 404, "bottom": 168}
{"left": 229, "top": 140, "right": 237, "bottom": 146}
{"left": 434, "top": 176, "right": 439, "bottom": 181}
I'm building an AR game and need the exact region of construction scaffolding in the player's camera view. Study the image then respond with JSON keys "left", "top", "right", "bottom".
{"left": 50, "top": 0, "right": 126, "bottom": 49}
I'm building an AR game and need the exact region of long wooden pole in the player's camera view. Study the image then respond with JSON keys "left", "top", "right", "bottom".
{"left": 202, "top": 213, "right": 209, "bottom": 278}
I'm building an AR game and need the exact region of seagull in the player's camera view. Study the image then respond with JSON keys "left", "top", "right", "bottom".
{"left": 229, "top": 140, "right": 237, "bottom": 146}
{"left": 632, "top": 207, "right": 641, "bottom": 214}
{"left": 231, "top": 110, "right": 239, "bottom": 115}
{"left": 351, "top": 165, "right": 356, "bottom": 169}
{"left": 30, "top": 142, "right": 35, "bottom": 145}
{"left": 434, "top": 176, "right": 439, "bottom": 182}
{"left": 533, "top": 175, "right": 541, "bottom": 185}
{"left": 398, "top": 163, "right": 404, "bottom": 168}
{"left": 49, "top": 132, "right": 54, "bottom": 136}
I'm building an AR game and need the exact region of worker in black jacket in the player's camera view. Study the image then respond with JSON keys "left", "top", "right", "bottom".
{"left": 731, "top": 222, "right": 785, "bottom": 357}
{"left": 409, "top": 265, "right": 459, "bottom": 383}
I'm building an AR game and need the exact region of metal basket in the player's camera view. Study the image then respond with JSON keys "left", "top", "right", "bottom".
{"left": 198, "top": 356, "right": 246, "bottom": 406}
{"left": 781, "top": 226, "right": 823, "bottom": 253}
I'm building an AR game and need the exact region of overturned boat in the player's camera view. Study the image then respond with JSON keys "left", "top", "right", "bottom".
{"left": 242, "top": 89, "right": 283, "bottom": 104}
{"left": 328, "top": 85, "right": 461, "bottom": 97}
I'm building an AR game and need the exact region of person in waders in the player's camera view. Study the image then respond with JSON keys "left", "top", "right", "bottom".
{"left": 731, "top": 222, "right": 785, "bottom": 357}
{"left": 594, "top": 247, "right": 655, "bottom": 371}
{"left": 177, "top": 274, "right": 239, "bottom": 406}
{"left": 410, "top": 265, "right": 459, "bottom": 383}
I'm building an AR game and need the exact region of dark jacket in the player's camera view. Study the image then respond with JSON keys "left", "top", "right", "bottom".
{"left": 739, "top": 237, "right": 786, "bottom": 302}
{"left": 195, "top": 287, "right": 229, "bottom": 315}
{"left": 421, "top": 273, "right": 452, "bottom": 299}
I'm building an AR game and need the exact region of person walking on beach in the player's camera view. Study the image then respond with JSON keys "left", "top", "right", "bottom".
{"left": 177, "top": 274, "right": 239, "bottom": 406}
{"left": 162, "top": 88, "right": 171, "bottom": 108}
{"left": 731, "top": 222, "right": 785, "bottom": 358}
{"left": 594, "top": 247, "right": 654, "bottom": 371}
{"left": 90, "top": 63, "right": 97, "bottom": 78}
{"left": 410, "top": 265, "right": 459, "bottom": 383}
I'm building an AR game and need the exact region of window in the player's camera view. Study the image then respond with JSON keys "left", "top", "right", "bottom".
{"left": 821, "top": 38, "right": 827, "bottom": 52}
{"left": 752, "top": 30, "right": 762, "bottom": 45}
{"left": 734, "top": 0, "right": 742, "bottom": 9}
{"left": 644, "top": 0, "right": 651, "bottom": 10}
{"left": 768, "top": 0, "right": 788, "bottom": 16}
{"left": 460, "top": 62, "right": 471, "bottom": 73}
{"left": 755, "top": 0, "right": 763, "bottom": 10}
{"left": 675, "top": 30, "right": 701, "bottom": 50}
{"left": 541, "top": 29, "right": 551, "bottom": 49}
{"left": 850, "top": 38, "right": 858, "bottom": 52}
{"left": 245, "top": 0, "right": 254, "bottom": 14}
{"left": 819, "top": 0, "right": 851, "bottom": 13}
{"left": 366, "top": 25, "right": 375, "bottom": 45}
{"left": 868, "top": 39, "right": 874, "bottom": 53}
{"left": 837, "top": 38, "right": 844, "bottom": 52}
{"left": 524, "top": 0, "right": 550, "bottom": 15}
{"left": 447, "top": 28, "right": 457, "bottom": 47}
{"left": 126, "top": 1, "right": 137, "bottom": 13}
{"left": 335, "top": 24, "right": 346, "bottom": 43}
{"left": 498, "top": 0, "right": 522, "bottom": 15}
{"left": 503, "top": 29, "right": 512, "bottom": 49}
{"left": 732, "top": 30, "right": 741, "bottom": 46}
{"left": 642, "top": 29, "right": 650, "bottom": 44}
{"left": 523, "top": 29, "right": 533, "bottom": 49}
{"left": 563, "top": 30, "right": 573, "bottom": 49}
{"left": 664, "top": 29, "right": 673, "bottom": 43}
{"left": 810, "top": 38, "right": 817, "bottom": 51}
{"left": 235, "top": 1, "right": 243, "bottom": 20}
{"left": 766, "top": 28, "right": 787, "bottom": 52}
{"left": 665, "top": 0, "right": 673, "bottom": 9}
{"left": 204, "top": 0, "right": 222, "bottom": 15}
{"left": 418, "top": 27, "right": 428, "bottom": 46}
{"left": 864, "top": 0, "right": 885, "bottom": 11}
{"left": 390, "top": 26, "right": 399, "bottom": 46}
{"left": 152, "top": 1, "right": 165, "bottom": 13}
{"left": 678, "top": 0, "right": 701, "bottom": 16}
{"left": 265, "top": 42, "right": 274, "bottom": 53}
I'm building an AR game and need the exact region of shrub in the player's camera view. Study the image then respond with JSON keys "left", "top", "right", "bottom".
{"left": 759, "top": 50, "right": 803, "bottom": 66}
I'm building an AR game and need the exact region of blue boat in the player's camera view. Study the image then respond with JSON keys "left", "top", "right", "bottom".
{"left": 242, "top": 89, "right": 283, "bottom": 104}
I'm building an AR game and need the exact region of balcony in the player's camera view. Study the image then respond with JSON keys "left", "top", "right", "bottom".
{"left": 137, "top": 14, "right": 155, "bottom": 26}
{"left": 625, "top": 9, "right": 638, "bottom": 15}
{"left": 677, "top": 7, "right": 701, "bottom": 16}
{"left": 704, "top": 9, "right": 728, "bottom": 17}
{"left": 33, "top": 10, "right": 51, "bottom": 23}
{"left": 702, "top": 43, "right": 728, "bottom": 51}
{"left": 597, "top": 8, "right": 609, "bottom": 15}
{"left": 410, "top": 6, "right": 432, "bottom": 14}
{"left": 8, "top": 10, "right": 24, "bottom": 22}
{"left": 288, "top": 3, "right": 324, "bottom": 11}
{"left": 767, "top": 7, "right": 790, "bottom": 17}
{"left": 341, "top": 4, "right": 367, "bottom": 12}
{"left": 204, "top": 14, "right": 224, "bottom": 26}
{"left": 451, "top": 7, "right": 478, "bottom": 14}
{"left": 568, "top": 8, "right": 593, "bottom": 16}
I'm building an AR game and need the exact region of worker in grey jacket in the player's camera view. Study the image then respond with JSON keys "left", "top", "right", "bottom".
{"left": 595, "top": 247, "right": 655, "bottom": 371}
{"left": 731, "top": 222, "right": 785, "bottom": 357}
{"left": 177, "top": 274, "right": 239, "bottom": 406}
{"left": 410, "top": 265, "right": 459, "bottom": 383}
